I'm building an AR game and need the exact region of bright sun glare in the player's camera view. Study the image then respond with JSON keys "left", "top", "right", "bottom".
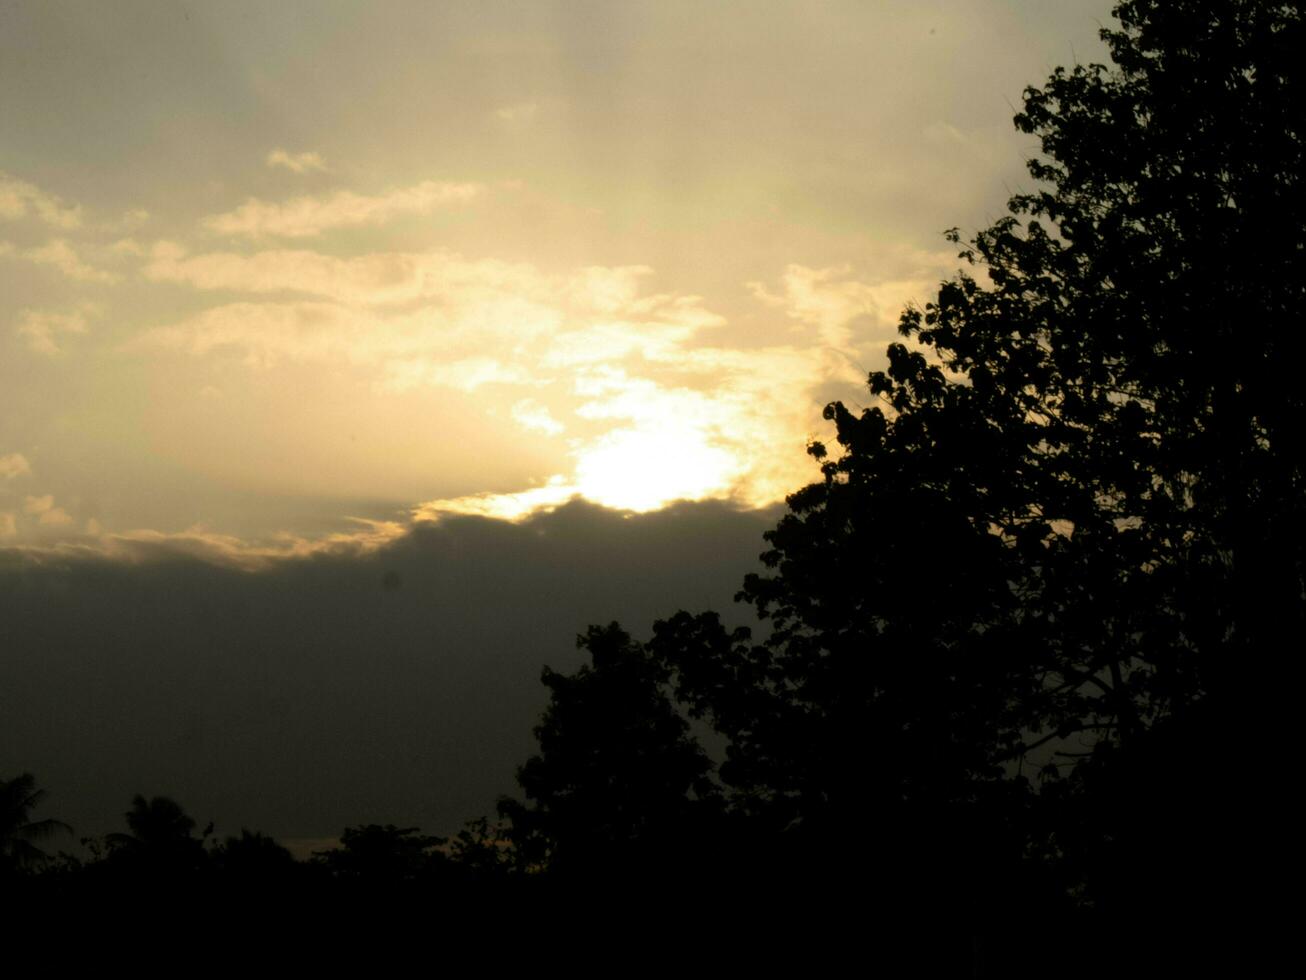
{"left": 572, "top": 425, "right": 740, "bottom": 512}
{"left": 417, "top": 422, "right": 745, "bottom": 522}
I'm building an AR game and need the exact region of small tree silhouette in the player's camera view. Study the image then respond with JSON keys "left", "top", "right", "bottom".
{"left": 499, "top": 623, "right": 719, "bottom": 878}
{"left": 0, "top": 773, "right": 71, "bottom": 874}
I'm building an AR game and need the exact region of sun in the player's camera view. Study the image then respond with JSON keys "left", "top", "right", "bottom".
{"left": 572, "top": 424, "right": 741, "bottom": 512}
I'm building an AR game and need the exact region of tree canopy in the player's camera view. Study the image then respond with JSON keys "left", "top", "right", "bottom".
{"left": 503, "top": 0, "right": 1305, "bottom": 936}
{"left": 498, "top": 623, "right": 719, "bottom": 879}
{"left": 0, "top": 774, "right": 70, "bottom": 875}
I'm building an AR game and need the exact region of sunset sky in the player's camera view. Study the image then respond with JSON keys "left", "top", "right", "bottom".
{"left": 1, "top": 1, "right": 1113, "bottom": 842}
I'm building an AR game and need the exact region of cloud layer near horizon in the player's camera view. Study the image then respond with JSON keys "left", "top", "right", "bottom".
{"left": 0, "top": 498, "right": 775, "bottom": 841}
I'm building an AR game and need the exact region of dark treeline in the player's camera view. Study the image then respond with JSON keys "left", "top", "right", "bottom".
{"left": 3, "top": 1, "right": 1301, "bottom": 966}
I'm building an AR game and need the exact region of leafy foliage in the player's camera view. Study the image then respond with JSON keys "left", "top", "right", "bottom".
{"left": 104, "top": 794, "right": 211, "bottom": 876}
{"left": 498, "top": 623, "right": 719, "bottom": 876}
{"left": 313, "top": 824, "right": 447, "bottom": 881}
{"left": 0, "top": 773, "right": 71, "bottom": 874}
{"left": 516, "top": 1, "right": 1305, "bottom": 922}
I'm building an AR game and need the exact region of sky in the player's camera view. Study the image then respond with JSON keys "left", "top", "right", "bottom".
{"left": 0, "top": 1, "right": 1114, "bottom": 843}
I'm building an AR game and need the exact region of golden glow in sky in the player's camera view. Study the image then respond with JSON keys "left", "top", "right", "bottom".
{"left": 0, "top": 1, "right": 1113, "bottom": 562}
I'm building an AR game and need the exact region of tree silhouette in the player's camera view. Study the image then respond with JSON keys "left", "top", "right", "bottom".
{"left": 105, "top": 795, "right": 210, "bottom": 877}
{"left": 211, "top": 829, "right": 295, "bottom": 879}
{"left": 0, "top": 773, "right": 71, "bottom": 876}
{"left": 499, "top": 623, "right": 720, "bottom": 880}
{"left": 312, "top": 824, "right": 446, "bottom": 882}
{"left": 518, "top": 0, "right": 1305, "bottom": 940}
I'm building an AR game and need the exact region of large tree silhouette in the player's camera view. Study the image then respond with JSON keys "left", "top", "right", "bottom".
{"left": 514, "top": 0, "right": 1303, "bottom": 940}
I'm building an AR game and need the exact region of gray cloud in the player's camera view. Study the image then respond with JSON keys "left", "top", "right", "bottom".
{"left": 0, "top": 498, "right": 775, "bottom": 842}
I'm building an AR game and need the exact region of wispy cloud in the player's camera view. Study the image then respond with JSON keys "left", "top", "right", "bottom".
{"left": 2, "top": 517, "right": 405, "bottom": 572}
{"left": 14, "top": 303, "right": 101, "bottom": 356}
{"left": 0, "top": 239, "right": 120, "bottom": 284}
{"left": 203, "top": 180, "right": 484, "bottom": 239}
{"left": 511, "top": 399, "right": 565, "bottom": 436}
{"left": 132, "top": 259, "right": 714, "bottom": 378}
{"left": 130, "top": 254, "right": 900, "bottom": 513}
{"left": 266, "top": 148, "right": 330, "bottom": 174}
{"left": 415, "top": 479, "right": 578, "bottom": 522}
{"left": 143, "top": 243, "right": 554, "bottom": 307}
{"left": 102, "top": 208, "right": 151, "bottom": 233}
{"left": 748, "top": 264, "right": 889, "bottom": 348}
{"left": 0, "top": 172, "right": 82, "bottom": 229}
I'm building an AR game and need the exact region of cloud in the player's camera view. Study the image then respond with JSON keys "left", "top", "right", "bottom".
{"left": 203, "top": 180, "right": 484, "bottom": 239}
{"left": 511, "top": 399, "right": 565, "bottom": 436}
{"left": 0, "top": 453, "right": 31, "bottom": 480}
{"left": 1, "top": 238, "right": 121, "bottom": 284}
{"left": 3, "top": 515, "right": 405, "bottom": 572}
{"left": 133, "top": 299, "right": 555, "bottom": 381}
{"left": 111, "top": 238, "right": 147, "bottom": 256}
{"left": 0, "top": 498, "right": 772, "bottom": 840}
{"left": 103, "top": 208, "right": 150, "bottom": 233}
{"left": 14, "top": 304, "right": 100, "bottom": 356}
{"left": 23, "top": 494, "right": 73, "bottom": 526}
{"left": 266, "top": 149, "right": 330, "bottom": 174}
{"left": 132, "top": 254, "right": 887, "bottom": 512}
{"left": 748, "top": 256, "right": 950, "bottom": 350}
{"left": 0, "top": 513, "right": 14, "bottom": 537}
{"left": 382, "top": 356, "right": 536, "bottom": 393}
{"left": 416, "top": 479, "right": 579, "bottom": 522}
{"left": 132, "top": 258, "right": 704, "bottom": 378}
{"left": 413, "top": 345, "right": 847, "bottom": 517}
{"left": 142, "top": 242, "right": 557, "bottom": 307}
{"left": 922, "top": 120, "right": 969, "bottom": 145}
{"left": 0, "top": 172, "right": 82, "bottom": 229}
{"left": 564, "top": 349, "right": 845, "bottom": 511}
{"left": 748, "top": 264, "right": 886, "bottom": 348}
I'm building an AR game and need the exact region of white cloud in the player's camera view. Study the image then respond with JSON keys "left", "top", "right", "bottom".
{"left": 203, "top": 180, "right": 484, "bottom": 239}
{"left": 15, "top": 304, "right": 100, "bottom": 356}
{"left": 415, "top": 478, "right": 577, "bottom": 523}
{"left": 511, "top": 399, "right": 565, "bottom": 436}
{"left": 0, "top": 172, "right": 82, "bottom": 229}
{"left": 0, "top": 513, "right": 15, "bottom": 537}
{"left": 266, "top": 149, "right": 330, "bottom": 174}
{"left": 0, "top": 453, "right": 31, "bottom": 480}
